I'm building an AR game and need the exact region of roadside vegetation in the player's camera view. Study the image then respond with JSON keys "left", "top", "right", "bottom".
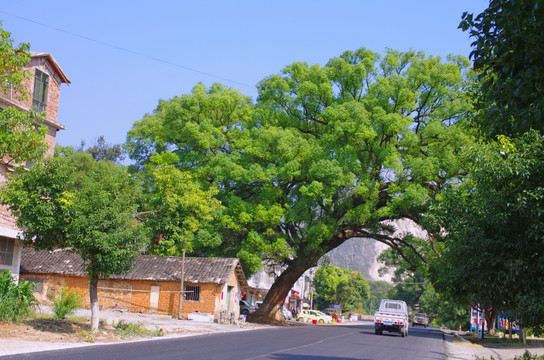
{"left": 0, "top": 0, "right": 542, "bottom": 343}
{"left": 52, "top": 286, "right": 85, "bottom": 319}
{"left": 476, "top": 350, "right": 544, "bottom": 360}
{"left": 0, "top": 270, "right": 37, "bottom": 322}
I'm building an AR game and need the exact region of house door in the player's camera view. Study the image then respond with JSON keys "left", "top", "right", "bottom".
{"left": 226, "top": 286, "right": 233, "bottom": 312}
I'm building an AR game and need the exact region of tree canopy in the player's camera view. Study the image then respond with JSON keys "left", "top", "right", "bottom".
{"left": 432, "top": 132, "right": 544, "bottom": 330}
{"left": 127, "top": 47, "right": 474, "bottom": 322}
{"left": 418, "top": 0, "right": 544, "bottom": 337}
{"left": 313, "top": 264, "right": 370, "bottom": 312}
{"left": 460, "top": 0, "right": 544, "bottom": 137}
{"left": 0, "top": 151, "right": 148, "bottom": 331}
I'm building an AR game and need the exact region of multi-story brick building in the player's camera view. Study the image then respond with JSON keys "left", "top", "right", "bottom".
{"left": 0, "top": 52, "right": 70, "bottom": 282}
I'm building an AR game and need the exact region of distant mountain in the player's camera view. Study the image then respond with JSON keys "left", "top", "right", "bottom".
{"left": 325, "top": 219, "right": 428, "bottom": 283}
{"left": 325, "top": 237, "right": 393, "bottom": 282}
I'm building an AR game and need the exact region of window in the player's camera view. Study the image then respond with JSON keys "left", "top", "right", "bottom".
{"left": 184, "top": 285, "right": 200, "bottom": 301}
{"left": 32, "top": 69, "right": 49, "bottom": 113}
{"left": 0, "top": 237, "right": 15, "bottom": 266}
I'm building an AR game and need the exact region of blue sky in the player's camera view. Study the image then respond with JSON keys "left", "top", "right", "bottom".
{"left": 1, "top": 1, "right": 489, "bottom": 151}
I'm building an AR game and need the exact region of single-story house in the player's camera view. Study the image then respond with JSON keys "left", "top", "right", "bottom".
{"left": 20, "top": 248, "right": 248, "bottom": 321}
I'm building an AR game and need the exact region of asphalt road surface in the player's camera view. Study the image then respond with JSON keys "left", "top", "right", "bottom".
{"left": 1, "top": 322, "right": 446, "bottom": 360}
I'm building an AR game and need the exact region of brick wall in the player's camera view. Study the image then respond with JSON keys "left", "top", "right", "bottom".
{"left": 0, "top": 53, "right": 67, "bottom": 282}
{"left": 20, "top": 273, "right": 234, "bottom": 319}
{"left": 3, "top": 56, "right": 63, "bottom": 124}
{"left": 0, "top": 166, "right": 18, "bottom": 231}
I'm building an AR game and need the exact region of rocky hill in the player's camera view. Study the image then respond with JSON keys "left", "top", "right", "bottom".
{"left": 325, "top": 218, "right": 428, "bottom": 283}
{"left": 325, "top": 237, "right": 393, "bottom": 282}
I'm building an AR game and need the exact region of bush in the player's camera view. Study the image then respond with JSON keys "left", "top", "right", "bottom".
{"left": 114, "top": 321, "right": 164, "bottom": 338}
{"left": 52, "top": 286, "right": 84, "bottom": 319}
{"left": 0, "top": 270, "right": 37, "bottom": 322}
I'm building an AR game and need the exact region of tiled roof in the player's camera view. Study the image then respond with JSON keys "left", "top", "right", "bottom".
{"left": 21, "top": 248, "right": 248, "bottom": 287}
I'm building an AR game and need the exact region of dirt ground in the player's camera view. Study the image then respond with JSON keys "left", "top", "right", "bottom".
{"left": 0, "top": 318, "right": 145, "bottom": 344}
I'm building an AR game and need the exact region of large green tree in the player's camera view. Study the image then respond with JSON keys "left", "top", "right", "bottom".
{"left": 432, "top": 132, "right": 544, "bottom": 332}
{"left": 0, "top": 151, "right": 147, "bottom": 332}
{"left": 126, "top": 48, "right": 474, "bottom": 323}
{"left": 427, "top": 0, "right": 544, "bottom": 338}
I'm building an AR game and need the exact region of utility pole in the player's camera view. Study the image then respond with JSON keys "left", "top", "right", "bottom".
{"left": 178, "top": 248, "right": 185, "bottom": 320}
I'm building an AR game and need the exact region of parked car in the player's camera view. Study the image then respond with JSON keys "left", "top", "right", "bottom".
{"left": 239, "top": 300, "right": 257, "bottom": 315}
{"left": 412, "top": 312, "right": 429, "bottom": 327}
{"left": 296, "top": 309, "right": 333, "bottom": 324}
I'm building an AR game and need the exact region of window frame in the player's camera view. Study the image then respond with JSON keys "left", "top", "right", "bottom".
{"left": 0, "top": 237, "right": 15, "bottom": 266}
{"left": 184, "top": 285, "right": 200, "bottom": 302}
{"left": 32, "top": 69, "right": 49, "bottom": 113}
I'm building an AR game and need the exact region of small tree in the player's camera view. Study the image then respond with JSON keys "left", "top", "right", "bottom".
{"left": 52, "top": 286, "right": 84, "bottom": 319}
{"left": 0, "top": 151, "right": 147, "bottom": 332}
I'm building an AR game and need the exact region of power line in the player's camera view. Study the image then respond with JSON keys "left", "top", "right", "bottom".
{"left": 0, "top": 9, "right": 255, "bottom": 89}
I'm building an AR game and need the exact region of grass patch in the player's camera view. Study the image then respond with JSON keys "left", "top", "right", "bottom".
{"left": 114, "top": 321, "right": 164, "bottom": 338}
{"left": 475, "top": 350, "right": 544, "bottom": 360}
{"left": 463, "top": 333, "right": 544, "bottom": 349}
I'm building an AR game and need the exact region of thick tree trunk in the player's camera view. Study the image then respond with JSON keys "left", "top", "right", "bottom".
{"left": 508, "top": 320, "right": 513, "bottom": 340}
{"left": 247, "top": 264, "right": 306, "bottom": 324}
{"left": 89, "top": 275, "right": 100, "bottom": 333}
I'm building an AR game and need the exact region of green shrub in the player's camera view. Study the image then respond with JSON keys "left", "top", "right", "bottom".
{"left": 0, "top": 270, "right": 37, "bottom": 322}
{"left": 513, "top": 350, "right": 544, "bottom": 360}
{"left": 114, "top": 321, "right": 164, "bottom": 338}
{"left": 52, "top": 286, "right": 84, "bottom": 319}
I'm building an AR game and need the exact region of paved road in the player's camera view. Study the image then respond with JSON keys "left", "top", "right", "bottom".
{"left": 1, "top": 322, "right": 446, "bottom": 360}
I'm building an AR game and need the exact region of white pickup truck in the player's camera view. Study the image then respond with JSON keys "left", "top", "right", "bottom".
{"left": 373, "top": 299, "right": 409, "bottom": 337}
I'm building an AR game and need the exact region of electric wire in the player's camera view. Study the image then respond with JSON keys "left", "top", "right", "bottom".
{"left": 0, "top": 9, "right": 255, "bottom": 89}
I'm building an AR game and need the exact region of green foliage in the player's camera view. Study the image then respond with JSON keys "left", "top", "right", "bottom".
{"left": 0, "top": 151, "right": 148, "bottom": 332}
{"left": 126, "top": 48, "right": 474, "bottom": 321}
{"left": 0, "top": 22, "right": 31, "bottom": 98}
{"left": 460, "top": 0, "right": 544, "bottom": 137}
{"left": 418, "top": 283, "right": 467, "bottom": 330}
{"left": 0, "top": 107, "right": 48, "bottom": 166}
{"left": 364, "top": 281, "right": 394, "bottom": 314}
{"left": 431, "top": 131, "right": 544, "bottom": 329}
{"left": 142, "top": 155, "right": 223, "bottom": 256}
{"left": 114, "top": 321, "right": 163, "bottom": 338}
{"left": 81, "top": 136, "right": 126, "bottom": 164}
{"left": 313, "top": 265, "right": 370, "bottom": 312}
{"left": 126, "top": 48, "right": 473, "bottom": 284}
{"left": 0, "top": 270, "right": 37, "bottom": 322}
{"left": 52, "top": 286, "right": 84, "bottom": 319}
{"left": 1, "top": 151, "right": 148, "bottom": 279}
{"left": 514, "top": 351, "right": 544, "bottom": 360}
{"left": 0, "top": 24, "right": 48, "bottom": 166}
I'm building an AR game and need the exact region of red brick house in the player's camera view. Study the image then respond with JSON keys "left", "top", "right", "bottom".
{"left": 20, "top": 248, "right": 248, "bottom": 321}
{"left": 0, "top": 53, "right": 70, "bottom": 282}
